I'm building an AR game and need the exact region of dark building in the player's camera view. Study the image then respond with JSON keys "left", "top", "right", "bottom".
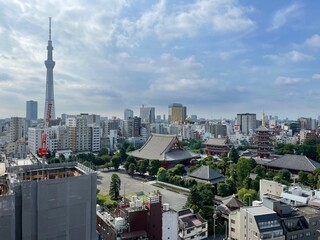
{"left": 26, "top": 100, "right": 38, "bottom": 121}
{"left": 204, "top": 137, "right": 232, "bottom": 156}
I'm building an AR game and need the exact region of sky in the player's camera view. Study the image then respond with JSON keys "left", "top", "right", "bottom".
{"left": 0, "top": 0, "right": 320, "bottom": 120}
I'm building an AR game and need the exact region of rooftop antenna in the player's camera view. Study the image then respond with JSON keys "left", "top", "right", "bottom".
{"left": 49, "top": 17, "right": 51, "bottom": 40}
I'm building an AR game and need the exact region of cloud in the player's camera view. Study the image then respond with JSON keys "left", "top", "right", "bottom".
{"left": 264, "top": 50, "right": 314, "bottom": 63}
{"left": 305, "top": 34, "right": 320, "bottom": 48}
{"left": 275, "top": 76, "right": 304, "bottom": 86}
{"left": 312, "top": 74, "right": 320, "bottom": 79}
{"left": 117, "top": 0, "right": 255, "bottom": 44}
{"left": 268, "top": 3, "right": 301, "bottom": 31}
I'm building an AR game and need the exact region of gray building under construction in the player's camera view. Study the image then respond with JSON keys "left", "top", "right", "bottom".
{"left": 0, "top": 158, "right": 97, "bottom": 240}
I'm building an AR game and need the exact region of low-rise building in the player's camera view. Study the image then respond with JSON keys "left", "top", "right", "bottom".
{"left": 178, "top": 209, "right": 208, "bottom": 240}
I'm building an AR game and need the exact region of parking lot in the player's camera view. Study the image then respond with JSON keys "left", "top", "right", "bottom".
{"left": 97, "top": 170, "right": 187, "bottom": 211}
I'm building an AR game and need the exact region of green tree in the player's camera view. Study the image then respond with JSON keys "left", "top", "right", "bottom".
{"left": 157, "top": 167, "right": 168, "bottom": 182}
{"left": 298, "top": 171, "right": 308, "bottom": 186}
{"left": 217, "top": 183, "right": 229, "bottom": 197}
{"left": 254, "top": 165, "right": 266, "bottom": 178}
{"left": 111, "top": 156, "right": 121, "bottom": 171}
{"left": 109, "top": 174, "right": 121, "bottom": 199}
{"left": 229, "top": 147, "right": 239, "bottom": 163}
{"left": 169, "top": 164, "right": 186, "bottom": 176}
{"left": 128, "top": 163, "right": 135, "bottom": 176}
{"left": 149, "top": 160, "right": 160, "bottom": 176}
{"left": 236, "top": 158, "right": 254, "bottom": 182}
{"left": 277, "top": 169, "right": 291, "bottom": 182}
{"left": 98, "top": 148, "right": 109, "bottom": 156}
{"left": 125, "top": 156, "right": 136, "bottom": 171}
{"left": 137, "top": 160, "right": 148, "bottom": 175}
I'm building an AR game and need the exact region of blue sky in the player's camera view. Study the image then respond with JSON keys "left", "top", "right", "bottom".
{"left": 0, "top": 0, "right": 319, "bottom": 120}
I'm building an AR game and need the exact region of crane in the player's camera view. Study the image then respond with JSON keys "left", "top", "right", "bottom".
{"left": 38, "top": 103, "right": 52, "bottom": 158}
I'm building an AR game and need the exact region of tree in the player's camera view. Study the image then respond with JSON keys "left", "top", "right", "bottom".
{"left": 229, "top": 147, "right": 239, "bottom": 163}
{"left": 157, "top": 167, "right": 168, "bottom": 182}
{"left": 137, "top": 160, "right": 148, "bottom": 175}
{"left": 217, "top": 183, "right": 229, "bottom": 197}
{"left": 149, "top": 160, "right": 160, "bottom": 176}
{"left": 254, "top": 165, "right": 266, "bottom": 178}
{"left": 236, "top": 158, "right": 254, "bottom": 182}
{"left": 125, "top": 156, "right": 136, "bottom": 171}
{"left": 109, "top": 174, "right": 121, "bottom": 199}
{"left": 128, "top": 163, "right": 135, "bottom": 176}
{"left": 111, "top": 156, "right": 121, "bottom": 171}
{"left": 98, "top": 148, "right": 109, "bottom": 156}
{"left": 298, "top": 171, "right": 308, "bottom": 185}
{"left": 169, "top": 164, "right": 186, "bottom": 176}
{"left": 277, "top": 169, "right": 291, "bottom": 182}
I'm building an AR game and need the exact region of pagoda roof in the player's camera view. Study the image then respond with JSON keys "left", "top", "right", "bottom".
{"left": 204, "top": 138, "right": 230, "bottom": 146}
{"left": 127, "top": 133, "right": 199, "bottom": 161}
{"left": 189, "top": 165, "right": 225, "bottom": 184}
{"left": 255, "top": 126, "right": 270, "bottom": 132}
{"left": 264, "top": 154, "right": 320, "bottom": 173}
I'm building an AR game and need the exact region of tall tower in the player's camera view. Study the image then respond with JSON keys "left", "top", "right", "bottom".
{"left": 44, "top": 17, "right": 56, "bottom": 120}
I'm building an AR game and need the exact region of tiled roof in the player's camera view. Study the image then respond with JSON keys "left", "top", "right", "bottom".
{"left": 189, "top": 165, "right": 225, "bottom": 184}
{"left": 127, "top": 133, "right": 199, "bottom": 161}
{"left": 222, "top": 195, "right": 245, "bottom": 209}
{"left": 264, "top": 154, "right": 320, "bottom": 172}
{"left": 204, "top": 138, "right": 229, "bottom": 146}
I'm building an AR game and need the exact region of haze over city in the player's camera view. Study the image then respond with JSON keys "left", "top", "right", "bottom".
{"left": 0, "top": 0, "right": 320, "bottom": 119}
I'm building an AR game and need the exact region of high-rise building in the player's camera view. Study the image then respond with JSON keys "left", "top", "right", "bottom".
{"left": 140, "top": 105, "right": 155, "bottom": 123}
{"left": 168, "top": 103, "right": 187, "bottom": 123}
{"left": 44, "top": 17, "right": 56, "bottom": 120}
{"left": 9, "top": 117, "right": 25, "bottom": 142}
{"left": 66, "top": 115, "right": 90, "bottom": 152}
{"left": 123, "top": 117, "right": 141, "bottom": 138}
{"left": 124, "top": 109, "right": 134, "bottom": 120}
{"left": 236, "top": 113, "right": 256, "bottom": 135}
{"left": 26, "top": 100, "right": 38, "bottom": 121}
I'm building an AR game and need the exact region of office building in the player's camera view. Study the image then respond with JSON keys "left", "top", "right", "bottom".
{"left": 236, "top": 113, "right": 257, "bottom": 135}
{"left": 140, "top": 105, "right": 155, "bottom": 123}
{"left": 26, "top": 100, "right": 38, "bottom": 121}
{"left": 123, "top": 117, "right": 141, "bottom": 138}
{"left": 44, "top": 18, "right": 56, "bottom": 120}
{"left": 168, "top": 103, "right": 187, "bottom": 123}
{"left": 124, "top": 109, "right": 134, "bottom": 120}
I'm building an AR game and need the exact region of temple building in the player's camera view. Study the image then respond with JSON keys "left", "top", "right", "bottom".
{"left": 127, "top": 134, "right": 199, "bottom": 168}
{"left": 204, "top": 137, "right": 232, "bottom": 156}
{"left": 255, "top": 112, "right": 272, "bottom": 158}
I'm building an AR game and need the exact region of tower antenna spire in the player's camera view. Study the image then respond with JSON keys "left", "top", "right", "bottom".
{"left": 49, "top": 17, "right": 51, "bottom": 40}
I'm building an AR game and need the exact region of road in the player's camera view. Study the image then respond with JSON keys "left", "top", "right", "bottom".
{"left": 97, "top": 170, "right": 188, "bottom": 211}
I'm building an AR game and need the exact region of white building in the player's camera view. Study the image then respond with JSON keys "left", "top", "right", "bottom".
{"left": 162, "top": 203, "right": 178, "bottom": 240}
{"left": 89, "top": 125, "right": 101, "bottom": 152}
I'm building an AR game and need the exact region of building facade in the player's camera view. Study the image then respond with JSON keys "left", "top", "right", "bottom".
{"left": 168, "top": 103, "right": 187, "bottom": 123}
{"left": 26, "top": 100, "right": 38, "bottom": 121}
{"left": 237, "top": 113, "right": 256, "bottom": 135}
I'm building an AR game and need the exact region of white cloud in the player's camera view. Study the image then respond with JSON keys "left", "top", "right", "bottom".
{"left": 264, "top": 50, "right": 313, "bottom": 63}
{"left": 268, "top": 3, "right": 301, "bottom": 31}
{"left": 275, "top": 76, "right": 304, "bottom": 86}
{"left": 305, "top": 34, "right": 320, "bottom": 48}
{"left": 289, "top": 50, "right": 314, "bottom": 62}
{"left": 312, "top": 74, "right": 320, "bottom": 79}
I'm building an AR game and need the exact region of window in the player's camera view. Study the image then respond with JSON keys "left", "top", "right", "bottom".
{"left": 231, "top": 228, "right": 235, "bottom": 232}
{"left": 231, "top": 219, "right": 236, "bottom": 224}
{"left": 187, "top": 229, "right": 191, "bottom": 234}
{"left": 306, "top": 232, "right": 311, "bottom": 237}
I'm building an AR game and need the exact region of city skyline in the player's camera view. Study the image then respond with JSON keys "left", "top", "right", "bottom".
{"left": 0, "top": 1, "right": 319, "bottom": 119}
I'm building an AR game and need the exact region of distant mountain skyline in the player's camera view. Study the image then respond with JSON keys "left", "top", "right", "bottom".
{"left": 0, "top": 0, "right": 319, "bottom": 119}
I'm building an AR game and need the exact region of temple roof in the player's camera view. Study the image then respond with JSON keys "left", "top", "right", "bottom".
{"left": 189, "top": 165, "right": 225, "bottom": 184}
{"left": 222, "top": 195, "right": 245, "bottom": 209}
{"left": 127, "top": 133, "right": 199, "bottom": 161}
{"left": 264, "top": 154, "right": 320, "bottom": 172}
{"left": 204, "top": 138, "right": 230, "bottom": 146}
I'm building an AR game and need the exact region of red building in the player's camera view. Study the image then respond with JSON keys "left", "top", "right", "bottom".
{"left": 204, "top": 137, "right": 232, "bottom": 156}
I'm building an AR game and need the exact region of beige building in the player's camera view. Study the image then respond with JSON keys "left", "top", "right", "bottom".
{"left": 259, "top": 179, "right": 286, "bottom": 200}
{"left": 229, "top": 205, "right": 285, "bottom": 240}
{"left": 168, "top": 103, "right": 187, "bottom": 123}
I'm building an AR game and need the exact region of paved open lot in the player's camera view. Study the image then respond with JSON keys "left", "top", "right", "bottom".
{"left": 97, "top": 170, "right": 187, "bottom": 211}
